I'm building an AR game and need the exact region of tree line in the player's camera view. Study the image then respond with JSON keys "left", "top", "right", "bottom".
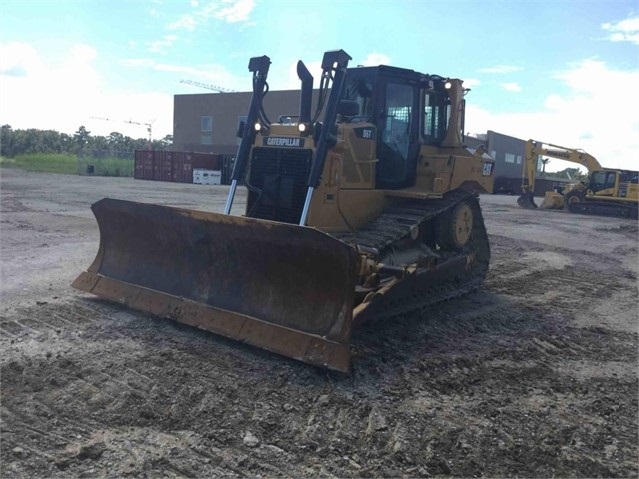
{"left": 1, "top": 125, "right": 173, "bottom": 158}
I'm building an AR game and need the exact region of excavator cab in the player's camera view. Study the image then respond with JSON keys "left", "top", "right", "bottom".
{"left": 589, "top": 170, "right": 619, "bottom": 194}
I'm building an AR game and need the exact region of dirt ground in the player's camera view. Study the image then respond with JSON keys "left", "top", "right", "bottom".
{"left": 1, "top": 168, "right": 637, "bottom": 478}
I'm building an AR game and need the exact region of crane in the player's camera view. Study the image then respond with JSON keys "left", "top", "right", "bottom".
{"left": 90, "top": 117, "right": 155, "bottom": 143}
{"left": 179, "top": 79, "right": 237, "bottom": 93}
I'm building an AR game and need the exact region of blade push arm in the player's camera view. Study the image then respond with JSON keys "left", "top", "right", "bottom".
{"left": 224, "top": 55, "right": 271, "bottom": 215}
{"left": 299, "top": 49, "right": 352, "bottom": 226}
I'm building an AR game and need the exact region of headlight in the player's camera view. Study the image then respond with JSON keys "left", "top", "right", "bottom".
{"left": 444, "top": 81, "right": 452, "bottom": 89}
{"left": 298, "top": 123, "right": 307, "bottom": 133}
{"left": 254, "top": 122, "right": 262, "bottom": 132}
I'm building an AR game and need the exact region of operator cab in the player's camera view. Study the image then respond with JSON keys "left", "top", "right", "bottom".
{"left": 340, "top": 65, "right": 456, "bottom": 190}
{"left": 589, "top": 170, "right": 618, "bottom": 194}
{"left": 590, "top": 169, "right": 639, "bottom": 195}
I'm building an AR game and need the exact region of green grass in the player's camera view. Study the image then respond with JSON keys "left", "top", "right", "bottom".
{"left": 90, "top": 158, "right": 134, "bottom": 177}
{"left": 1, "top": 153, "right": 134, "bottom": 177}
{"left": 1, "top": 153, "right": 77, "bottom": 174}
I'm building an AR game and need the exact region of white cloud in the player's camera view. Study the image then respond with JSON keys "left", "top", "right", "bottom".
{"left": 169, "top": 15, "right": 197, "bottom": 31}
{"left": 359, "top": 53, "right": 391, "bottom": 67}
{"left": 500, "top": 82, "right": 522, "bottom": 92}
{"left": 146, "top": 35, "right": 179, "bottom": 53}
{"left": 0, "top": 42, "right": 174, "bottom": 139}
{"left": 463, "top": 78, "right": 481, "bottom": 89}
{"left": 466, "top": 59, "right": 639, "bottom": 171}
{"left": 0, "top": 42, "right": 42, "bottom": 77}
{"left": 601, "top": 16, "right": 639, "bottom": 44}
{"left": 67, "top": 44, "right": 98, "bottom": 63}
{"left": 214, "top": 0, "right": 255, "bottom": 23}
{"left": 478, "top": 65, "right": 523, "bottom": 74}
{"left": 169, "top": 0, "right": 255, "bottom": 30}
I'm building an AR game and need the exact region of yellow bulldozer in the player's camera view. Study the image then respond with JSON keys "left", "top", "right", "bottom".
{"left": 518, "top": 139, "right": 638, "bottom": 218}
{"left": 73, "top": 49, "right": 496, "bottom": 372}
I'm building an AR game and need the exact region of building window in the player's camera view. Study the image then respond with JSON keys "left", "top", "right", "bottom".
{"left": 505, "top": 153, "right": 515, "bottom": 163}
{"left": 490, "top": 150, "right": 497, "bottom": 160}
{"left": 516, "top": 155, "right": 522, "bottom": 164}
{"left": 201, "top": 135, "right": 212, "bottom": 145}
{"left": 201, "top": 116, "right": 213, "bottom": 132}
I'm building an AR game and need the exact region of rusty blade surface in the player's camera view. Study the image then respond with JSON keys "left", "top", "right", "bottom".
{"left": 73, "top": 198, "right": 358, "bottom": 371}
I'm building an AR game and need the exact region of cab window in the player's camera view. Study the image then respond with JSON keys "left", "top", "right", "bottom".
{"left": 590, "top": 171, "right": 616, "bottom": 192}
{"left": 422, "top": 91, "right": 450, "bottom": 145}
{"left": 342, "top": 77, "right": 374, "bottom": 121}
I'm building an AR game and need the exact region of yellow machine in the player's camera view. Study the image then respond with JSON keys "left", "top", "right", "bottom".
{"left": 73, "top": 50, "right": 496, "bottom": 371}
{"left": 518, "top": 140, "right": 638, "bottom": 218}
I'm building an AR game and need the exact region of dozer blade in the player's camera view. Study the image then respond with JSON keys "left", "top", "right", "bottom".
{"left": 72, "top": 198, "right": 358, "bottom": 372}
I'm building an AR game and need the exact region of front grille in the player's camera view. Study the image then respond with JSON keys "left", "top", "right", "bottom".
{"left": 247, "top": 147, "right": 312, "bottom": 224}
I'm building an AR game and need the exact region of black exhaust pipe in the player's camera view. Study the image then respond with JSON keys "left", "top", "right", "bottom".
{"left": 297, "top": 60, "right": 313, "bottom": 125}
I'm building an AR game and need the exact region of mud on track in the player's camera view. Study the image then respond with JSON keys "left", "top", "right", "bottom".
{"left": 1, "top": 169, "right": 638, "bottom": 478}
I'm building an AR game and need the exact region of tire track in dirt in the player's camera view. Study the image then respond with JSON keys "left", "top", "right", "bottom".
{"left": 2, "top": 179, "right": 637, "bottom": 477}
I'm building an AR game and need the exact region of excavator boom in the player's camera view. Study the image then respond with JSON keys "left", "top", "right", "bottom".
{"left": 518, "top": 139, "right": 602, "bottom": 209}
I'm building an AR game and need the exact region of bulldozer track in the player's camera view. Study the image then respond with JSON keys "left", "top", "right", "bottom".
{"left": 335, "top": 189, "right": 490, "bottom": 320}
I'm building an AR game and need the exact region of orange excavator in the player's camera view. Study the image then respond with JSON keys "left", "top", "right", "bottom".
{"left": 73, "top": 49, "right": 496, "bottom": 371}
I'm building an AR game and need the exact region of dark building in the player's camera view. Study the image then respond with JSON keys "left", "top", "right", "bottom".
{"left": 466, "top": 130, "right": 571, "bottom": 195}
{"left": 465, "top": 130, "right": 529, "bottom": 193}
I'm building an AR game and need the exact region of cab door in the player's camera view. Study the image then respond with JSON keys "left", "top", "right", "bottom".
{"left": 375, "top": 79, "right": 420, "bottom": 189}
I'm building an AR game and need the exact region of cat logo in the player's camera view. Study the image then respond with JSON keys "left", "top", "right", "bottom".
{"left": 264, "top": 137, "right": 305, "bottom": 147}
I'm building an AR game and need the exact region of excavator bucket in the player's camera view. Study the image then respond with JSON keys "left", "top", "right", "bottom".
{"left": 517, "top": 191, "right": 538, "bottom": 209}
{"left": 72, "top": 198, "right": 359, "bottom": 372}
{"left": 539, "top": 191, "right": 565, "bottom": 209}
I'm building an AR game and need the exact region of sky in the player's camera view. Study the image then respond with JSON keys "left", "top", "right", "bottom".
{"left": 1, "top": 0, "right": 638, "bottom": 171}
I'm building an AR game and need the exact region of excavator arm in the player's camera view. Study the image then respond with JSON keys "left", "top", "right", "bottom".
{"left": 517, "top": 139, "right": 602, "bottom": 208}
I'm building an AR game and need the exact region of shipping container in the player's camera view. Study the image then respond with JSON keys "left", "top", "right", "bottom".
{"left": 134, "top": 150, "right": 221, "bottom": 183}
{"left": 153, "top": 150, "right": 174, "bottom": 182}
{"left": 134, "top": 150, "right": 154, "bottom": 180}
{"left": 172, "top": 153, "right": 193, "bottom": 183}
{"left": 191, "top": 152, "right": 220, "bottom": 170}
